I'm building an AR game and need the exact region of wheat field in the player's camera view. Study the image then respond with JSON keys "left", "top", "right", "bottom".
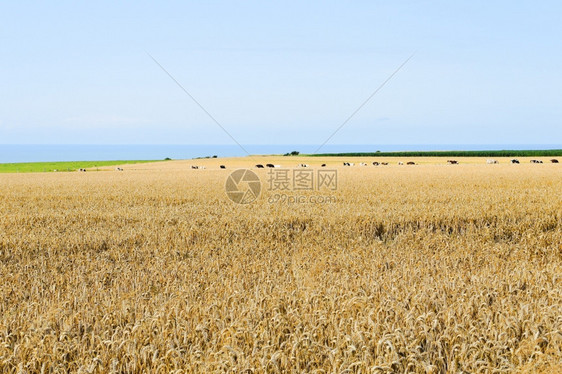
{"left": 0, "top": 157, "right": 561, "bottom": 373}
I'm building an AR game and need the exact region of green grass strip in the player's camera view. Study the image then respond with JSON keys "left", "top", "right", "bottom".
{"left": 0, "top": 160, "right": 166, "bottom": 173}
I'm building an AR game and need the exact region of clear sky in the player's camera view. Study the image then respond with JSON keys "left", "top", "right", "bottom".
{"left": 1, "top": 1, "right": 561, "bottom": 145}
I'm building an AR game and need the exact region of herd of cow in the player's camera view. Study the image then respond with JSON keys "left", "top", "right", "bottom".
{"left": 488, "top": 159, "right": 559, "bottom": 164}
{"left": 254, "top": 163, "right": 282, "bottom": 168}
{"left": 69, "top": 158, "right": 560, "bottom": 172}
{"left": 72, "top": 158, "right": 560, "bottom": 172}
{"left": 186, "top": 158, "right": 560, "bottom": 170}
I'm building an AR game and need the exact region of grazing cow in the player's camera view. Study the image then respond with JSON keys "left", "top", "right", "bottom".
{"left": 191, "top": 166, "right": 199, "bottom": 169}
{"left": 551, "top": 159, "right": 559, "bottom": 163}
{"left": 273, "top": 165, "right": 281, "bottom": 168}
{"left": 359, "top": 162, "right": 368, "bottom": 166}
{"left": 511, "top": 159, "right": 520, "bottom": 164}
{"left": 486, "top": 159, "right": 499, "bottom": 164}
{"left": 321, "top": 164, "right": 327, "bottom": 167}
{"left": 220, "top": 165, "right": 226, "bottom": 169}
{"left": 78, "top": 168, "right": 86, "bottom": 172}
{"left": 407, "top": 161, "right": 416, "bottom": 165}
{"left": 266, "top": 164, "right": 275, "bottom": 168}
{"left": 398, "top": 162, "right": 404, "bottom": 165}
{"left": 372, "top": 162, "right": 380, "bottom": 166}
{"left": 447, "top": 160, "right": 459, "bottom": 165}
{"left": 255, "top": 164, "right": 265, "bottom": 168}
{"left": 530, "top": 160, "right": 543, "bottom": 164}
{"left": 115, "top": 167, "right": 123, "bottom": 171}
{"left": 381, "top": 162, "right": 389, "bottom": 165}
{"left": 299, "top": 164, "right": 309, "bottom": 168}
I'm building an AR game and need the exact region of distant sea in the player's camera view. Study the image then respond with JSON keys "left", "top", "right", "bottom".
{"left": 1, "top": 144, "right": 561, "bottom": 163}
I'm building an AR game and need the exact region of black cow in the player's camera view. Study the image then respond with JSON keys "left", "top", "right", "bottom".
{"left": 266, "top": 164, "right": 275, "bottom": 168}
{"left": 551, "top": 159, "right": 559, "bottom": 163}
{"left": 255, "top": 164, "right": 264, "bottom": 168}
{"left": 321, "top": 164, "right": 327, "bottom": 167}
{"left": 511, "top": 159, "right": 520, "bottom": 164}
{"left": 407, "top": 161, "right": 416, "bottom": 165}
{"left": 220, "top": 165, "right": 226, "bottom": 169}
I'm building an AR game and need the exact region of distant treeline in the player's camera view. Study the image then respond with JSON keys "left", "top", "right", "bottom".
{"left": 306, "top": 150, "right": 562, "bottom": 157}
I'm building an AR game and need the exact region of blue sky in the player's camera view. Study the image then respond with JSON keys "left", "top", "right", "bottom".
{"left": 1, "top": 1, "right": 561, "bottom": 145}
